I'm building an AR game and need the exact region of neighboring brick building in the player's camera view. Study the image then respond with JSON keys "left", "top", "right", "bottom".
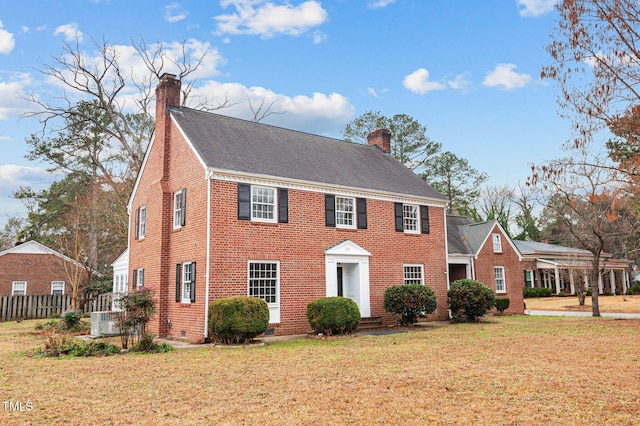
{"left": 127, "top": 74, "right": 450, "bottom": 342}
{"left": 446, "top": 215, "right": 525, "bottom": 315}
{"left": 0, "top": 241, "right": 88, "bottom": 296}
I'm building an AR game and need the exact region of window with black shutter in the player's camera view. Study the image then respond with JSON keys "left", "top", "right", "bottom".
{"left": 420, "top": 205, "right": 430, "bottom": 234}
{"left": 357, "top": 198, "right": 367, "bottom": 229}
{"left": 325, "top": 194, "right": 335, "bottom": 227}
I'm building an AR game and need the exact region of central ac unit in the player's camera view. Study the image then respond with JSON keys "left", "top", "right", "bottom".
{"left": 90, "top": 311, "right": 120, "bottom": 337}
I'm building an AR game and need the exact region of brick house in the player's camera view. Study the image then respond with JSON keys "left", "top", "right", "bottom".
{"left": 446, "top": 215, "right": 524, "bottom": 314}
{"left": 0, "top": 240, "right": 88, "bottom": 296}
{"left": 127, "top": 73, "right": 450, "bottom": 342}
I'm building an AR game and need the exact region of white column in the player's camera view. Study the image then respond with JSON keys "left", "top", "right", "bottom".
{"left": 569, "top": 270, "right": 575, "bottom": 295}
{"left": 610, "top": 269, "right": 616, "bottom": 295}
{"left": 598, "top": 272, "right": 604, "bottom": 294}
{"left": 554, "top": 268, "right": 561, "bottom": 294}
{"left": 624, "top": 271, "right": 629, "bottom": 294}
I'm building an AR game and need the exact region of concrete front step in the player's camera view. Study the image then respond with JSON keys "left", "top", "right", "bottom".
{"left": 358, "top": 316, "right": 387, "bottom": 331}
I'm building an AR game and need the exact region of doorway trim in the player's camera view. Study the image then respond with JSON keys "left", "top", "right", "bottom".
{"left": 324, "top": 240, "right": 371, "bottom": 317}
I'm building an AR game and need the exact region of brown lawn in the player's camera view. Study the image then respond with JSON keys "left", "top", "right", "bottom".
{"left": 1, "top": 316, "right": 640, "bottom": 425}
{"left": 525, "top": 294, "right": 640, "bottom": 313}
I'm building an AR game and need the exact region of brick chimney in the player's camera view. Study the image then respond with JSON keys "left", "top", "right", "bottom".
{"left": 155, "top": 74, "right": 181, "bottom": 181}
{"left": 367, "top": 128, "right": 391, "bottom": 153}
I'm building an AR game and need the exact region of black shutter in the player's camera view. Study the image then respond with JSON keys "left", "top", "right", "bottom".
{"left": 325, "top": 194, "right": 335, "bottom": 227}
{"left": 190, "top": 262, "right": 196, "bottom": 303}
{"left": 278, "top": 188, "right": 288, "bottom": 223}
{"left": 132, "top": 269, "right": 137, "bottom": 291}
{"left": 134, "top": 207, "right": 140, "bottom": 240}
{"left": 175, "top": 263, "right": 181, "bottom": 302}
{"left": 420, "top": 205, "right": 430, "bottom": 234}
{"left": 357, "top": 198, "right": 367, "bottom": 229}
{"left": 394, "top": 202, "right": 404, "bottom": 232}
{"left": 238, "top": 183, "right": 251, "bottom": 220}
{"left": 180, "top": 188, "right": 187, "bottom": 226}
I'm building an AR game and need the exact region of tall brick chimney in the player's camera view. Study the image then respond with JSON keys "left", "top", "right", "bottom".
{"left": 367, "top": 128, "right": 391, "bottom": 153}
{"left": 155, "top": 73, "right": 181, "bottom": 181}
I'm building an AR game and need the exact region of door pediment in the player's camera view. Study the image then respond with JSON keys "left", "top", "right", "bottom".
{"left": 324, "top": 240, "right": 371, "bottom": 257}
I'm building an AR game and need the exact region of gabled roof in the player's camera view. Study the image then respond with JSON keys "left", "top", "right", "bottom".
{"left": 0, "top": 240, "right": 94, "bottom": 273}
{"left": 446, "top": 215, "right": 521, "bottom": 260}
{"left": 170, "top": 107, "right": 445, "bottom": 202}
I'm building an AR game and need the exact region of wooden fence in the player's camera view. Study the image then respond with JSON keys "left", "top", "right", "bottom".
{"left": 0, "top": 293, "right": 113, "bottom": 322}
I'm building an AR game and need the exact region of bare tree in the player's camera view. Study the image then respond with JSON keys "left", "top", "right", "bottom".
{"left": 530, "top": 148, "right": 637, "bottom": 315}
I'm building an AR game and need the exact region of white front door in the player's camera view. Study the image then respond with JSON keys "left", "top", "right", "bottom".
{"left": 325, "top": 240, "right": 371, "bottom": 317}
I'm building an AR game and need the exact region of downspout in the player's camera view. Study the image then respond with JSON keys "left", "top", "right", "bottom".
{"left": 203, "top": 171, "right": 212, "bottom": 340}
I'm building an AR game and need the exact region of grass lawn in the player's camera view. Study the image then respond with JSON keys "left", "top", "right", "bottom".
{"left": 525, "top": 294, "right": 640, "bottom": 313}
{"left": 1, "top": 316, "right": 640, "bottom": 425}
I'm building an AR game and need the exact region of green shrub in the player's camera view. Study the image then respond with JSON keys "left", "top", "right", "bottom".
{"left": 495, "top": 297, "right": 510, "bottom": 314}
{"left": 603, "top": 291, "right": 612, "bottom": 296}
{"left": 49, "top": 313, "right": 61, "bottom": 319}
{"left": 130, "top": 333, "right": 174, "bottom": 353}
{"left": 209, "top": 296, "right": 270, "bottom": 344}
{"left": 524, "top": 287, "right": 553, "bottom": 298}
{"left": 306, "top": 297, "right": 360, "bottom": 336}
{"left": 448, "top": 279, "right": 496, "bottom": 323}
{"left": 558, "top": 291, "right": 567, "bottom": 297}
{"left": 383, "top": 284, "right": 437, "bottom": 326}
{"left": 61, "top": 310, "right": 82, "bottom": 330}
{"left": 586, "top": 289, "right": 593, "bottom": 296}
{"left": 627, "top": 284, "right": 640, "bottom": 295}
{"left": 540, "top": 287, "right": 553, "bottom": 297}
{"left": 35, "top": 330, "right": 120, "bottom": 357}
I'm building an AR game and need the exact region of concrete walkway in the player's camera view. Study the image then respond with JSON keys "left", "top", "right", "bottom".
{"left": 526, "top": 309, "right": 640, "bottom": 319}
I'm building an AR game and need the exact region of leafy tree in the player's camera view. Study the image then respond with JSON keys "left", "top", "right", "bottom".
{"left": 342, "top": 111, "right": 441, "bottom": 170}
{"left": 0, "top": 217, "right": 25, "bottom": 251}
{"left": 420, "top": 151, "right": 488, "bottom": 215}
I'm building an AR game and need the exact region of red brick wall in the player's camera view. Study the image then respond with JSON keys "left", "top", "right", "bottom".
{"left": 0, "top": 253, "right": 76, "bottom": 295}
{"left": 472, "top": 225, "right": 524, "bottom": 314}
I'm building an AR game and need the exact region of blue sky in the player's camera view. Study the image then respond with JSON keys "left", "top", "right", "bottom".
{"left": 0, "top": 0, "right": 566, "bottom": 225}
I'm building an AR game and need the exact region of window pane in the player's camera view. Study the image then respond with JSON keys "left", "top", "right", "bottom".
{"left": 252, "top": 187, "right": 275, "bottom": 220}
{"left": 404, "top": 265, "right": 423, "bottom": 285}
{"left": 249, "top": 262, "right": 278, "bottom": 304}
{"left": 174, "top": 192, "right": 183, "bottom": 227}
{"left": 336, "top": 197, "right": 354, "bottom": 226}
{"left": 403, "top": 205, "right": 419, "bottom": 232}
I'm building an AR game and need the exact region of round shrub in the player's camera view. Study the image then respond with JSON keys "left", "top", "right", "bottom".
{"left": 208, "top": 296, "right": 269, "bottom": 344}
{"left": 306, "top": 297, "right": 360, "bottom": 336}
{"left": 495, "top": 297, "right": 510, "bottom": 314}
{"left": 383, "top": 284, "right": 437, "bottom": 326}
{"left": 448, "top": 279, "right": 496, "bottom": 323}
{"left": 627, "top": 284, "right": 640, "bottom": 295}
{"left": 61, "top": 310, "right": 82, "bottom": 330}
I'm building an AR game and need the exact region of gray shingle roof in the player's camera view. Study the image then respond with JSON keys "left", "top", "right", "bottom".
{"left": 446, "top": 215, "right": 500, "bottom": 255}
{"left": 513, "top": 240, "right": 592, "bottom": 256}
{"left": 170, "top": 107, "right": 445, "bottom": 201}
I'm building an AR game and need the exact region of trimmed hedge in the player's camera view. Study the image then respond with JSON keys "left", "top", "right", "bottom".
{"left": 627, "top": 284, "right": 640, "bottom": 295}
{"left": 448, "top": 279, "right": 496, "bottom": 323}
{"left": 495, "top": 297, "right": 510, "bottom": 314}
{"left": 523, "top": 287, "right": 553, "bottom": 298}
{"left": 208, "top": 296, "right": 269, "bottom": 344}
{"left": 306, "top": 297, "right": 360, "bottom": 336}
{"left": 383, "top": 284, "right": 437, "bottom": 326}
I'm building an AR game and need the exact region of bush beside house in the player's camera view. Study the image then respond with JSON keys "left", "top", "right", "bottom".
{"left": 208, "top": 296, "right": 269, "bottom": 344}
{"left": 306, "top": 297, "right": 360, "bottom": 336}
{"left": 383, "top": 284, "right": 437, "bottom": 326}
{"left": 448, "top": 279, "right": 496, "bottom": 322}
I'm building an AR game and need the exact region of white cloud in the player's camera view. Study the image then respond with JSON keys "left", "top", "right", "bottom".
{"left": 403, "top": 68, "right": 446, "bottom": 94}
{"left": 367, "top": 0, "right": 395, "bottom": 9}
{"left": 517, "top": 0, "right": 557, "bottom": 17}
{"left": 483, "top": 63, "right": 532, "bottom": 90}
{"left": 447, "top": 73, "right": 472, "bottom": 92}
{"left": 215, "top": 0, "right": 328, "bottom": 40}
{"left": 0, "top": 164, "right": 52, "bottom": 187}
{"left": 188, "top": 80, "right": 354, "bottom": 135}
{"left": 54, "top": 22, "right": 83, "bottom": 42}
{"left": 165, "top": 2, "right": 188, "bottom": 23}
{"left": 0, "top": 73, "right": 32, "bottom": 120}
{"left": 0, "top": 21, "right": 15, "bottom": 54}
{"left": 0, "top": 136, "right": 10, "bottom": 142}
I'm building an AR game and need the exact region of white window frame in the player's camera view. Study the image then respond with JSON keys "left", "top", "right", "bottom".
{"left": 12, "top": 281, "right": 26, "bottom": 296}
{"left": 335, "top": 196, "right": 356, "bottom": 229}
{"left": 495, "top": 266, "right": 506, "bottom": 293}
{"left": 403, "top": 204, "right": 420, "bottom": 234}
{"left": 492, "top": 234, "right": 502, "bottom": 253}
{"left": 173, "top": 190, "right": 184, "bottom": 229}
{"left": 136, "top": 268, "right": 145, "bottom": 289}
{"left": 403, "top": 264, "right": 424, "bottom": 285}
{"left": 51, "top": 281, "right": 65, "bottom": 295}
{"left": 524, "top": 270, "right": 534, "bottom": 288}
{"left": 248, "top": 261, "right": 279, "bottom": 305}
{"left": 182, "top": 262, "right": 194, "bottom": 303}
{"left": 139, "top": 205, "right": 147, "bottom": 238}
{"left": 251, "top": 186, "right": 277, "bottom": 223}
